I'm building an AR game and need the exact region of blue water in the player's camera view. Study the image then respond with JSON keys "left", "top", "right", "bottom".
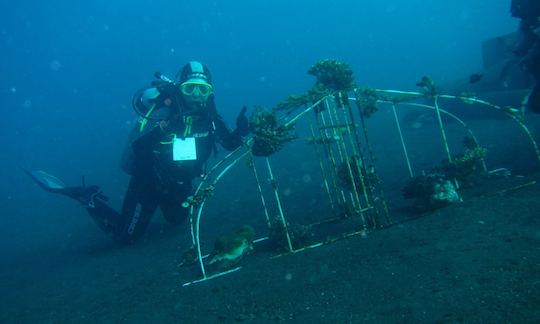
{"left": 0, "top": 1, "right": 525, "bottom": 319}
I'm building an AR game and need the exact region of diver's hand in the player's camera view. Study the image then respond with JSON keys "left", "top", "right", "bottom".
{"left": 236, "top": 106, "right": 250, "bottom": 136}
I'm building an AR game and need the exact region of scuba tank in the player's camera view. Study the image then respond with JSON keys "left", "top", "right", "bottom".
{"left": 131, "top": 72, "right": 178, "bottom": 122}
{"left": 121, "top": 72, "right": 178, "bottom": 175}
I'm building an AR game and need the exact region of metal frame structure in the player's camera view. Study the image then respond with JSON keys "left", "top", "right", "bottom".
{"left": 181, "top": 89, "right": 539, "bottom": 287}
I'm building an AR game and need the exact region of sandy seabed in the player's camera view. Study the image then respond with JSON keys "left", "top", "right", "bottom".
{"left": 1, "top": 170, "right": 539, "bottom": 323}
{"left": 2, "top": 116, "right": 540, "bottom": 323}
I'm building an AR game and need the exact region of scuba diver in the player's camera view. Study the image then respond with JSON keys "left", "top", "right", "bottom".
{"left": 26, "top": 61, "right": 250, "bottom": 244}
{"left": 511, "top": 0, "right": 540, "bottom": 113}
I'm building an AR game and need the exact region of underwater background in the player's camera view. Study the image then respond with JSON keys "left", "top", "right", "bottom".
{"left": 2, "top": 0, "right": 539, "bottom": 323}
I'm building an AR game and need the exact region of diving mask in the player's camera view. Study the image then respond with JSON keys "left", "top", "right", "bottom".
{"left": 179, "top": 80, "right": 213, "bottom": 97}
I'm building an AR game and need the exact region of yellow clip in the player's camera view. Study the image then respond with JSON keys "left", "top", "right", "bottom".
{"left": 184, "top": 116, "right": 193, "bottom": 137}
{"left": 139, "top": 103, "right": 157, "bottom": 132}
{"left": 160, "top": 133, "right": 177, "bottom": 145}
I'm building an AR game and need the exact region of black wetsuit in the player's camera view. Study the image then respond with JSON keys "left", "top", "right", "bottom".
{"left": 88, "top": 95, "right": 244, "bottom": 244}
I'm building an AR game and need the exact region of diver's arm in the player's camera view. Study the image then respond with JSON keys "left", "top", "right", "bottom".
{"left": 214, "top": 107, "right": 249, "bottom": 151}
{"left": 213, "top": 114, "right": 244, "bottom": 151}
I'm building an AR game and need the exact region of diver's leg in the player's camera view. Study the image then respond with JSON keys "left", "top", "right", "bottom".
{"left": 159, "top": 180, "right": 192, "bottom": 225}
{"left": 85, "top": 197, "right": 121, "bottom": 233}
{"left": 113, "top": 176, "right": 159, "bottom": 244}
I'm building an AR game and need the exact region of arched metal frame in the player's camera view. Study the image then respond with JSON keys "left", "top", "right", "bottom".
{"left": 181, "top": 89, "right": 539, "bottom": 287}
{"left": 362, "top": 89, "right": 540, "bottom": 179}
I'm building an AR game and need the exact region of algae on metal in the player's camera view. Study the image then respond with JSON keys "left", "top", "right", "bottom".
{"left": 250, "top": 107, "right": 296, "bottom": 156}
{"left": 276, "top": 59, "right": 356, "bottom": 112}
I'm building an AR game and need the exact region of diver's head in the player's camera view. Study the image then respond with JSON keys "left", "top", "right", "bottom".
{"left": 176, "top": 61, "right": 213, "bottom": 112}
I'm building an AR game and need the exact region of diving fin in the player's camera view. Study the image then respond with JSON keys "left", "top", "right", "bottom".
{"left": 23, "top": 169, "right": 108, "bottom": 205}
{"left": 23, "top": 169, "right": 68, "bottom": 193}
{"left": 24, "top": 169, "right": 120, "bottom": 234}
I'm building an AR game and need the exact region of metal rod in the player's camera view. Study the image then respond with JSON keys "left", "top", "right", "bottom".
{"left": 337, "top": 92, "right": 372, "bottom": 209}
{"left": 434, "top": 95, "right": 453, "bottom": 163}
{"left": 362, "top": 90, "right": 540, "bottom": 164}
{"left": 317, "top": 106, "right": 346, "bottom": 206}
{"left": 333, "top": 93, "right": 369, "bottom": 225}
{"left": 193, "top": 150, "right": 251, "bottom": 279}
{"left": 324, "top": 97, "right": 362, "bottom": 212}
{"left": 353, "top": 91, "right": 391, "bottom": 225}
{"left": 285, "top": 96, "right": 329, "bottom": 127}
{"left": 310, "top": 123, "right": 335, "bottom": 211}
{"left": 389, "top": 101, "right": 487, "bottom": 173}
{"left": 271, "top": 228, "right": 371, "bottom": 258}
{"left": 248, "top": 153, "right": 272, "bottom": 228}
{"left": 391, "top": 102, "right": 414, "bottom": 177}
{"left": 182, "top": 267, "right": 242, "bottom": 287}
{"left": 194, "top": 201, "right": 207, "bottom": 278}
{"left": 265, "top": 157, "right": 294, "bottom": 252}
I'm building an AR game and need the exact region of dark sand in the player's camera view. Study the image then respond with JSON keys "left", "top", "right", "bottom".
{"left": 2, "top": 115, "right": 540, "bottom": 323}
{"left": 1, "top": 171, "right": 539, "bottom": 323}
